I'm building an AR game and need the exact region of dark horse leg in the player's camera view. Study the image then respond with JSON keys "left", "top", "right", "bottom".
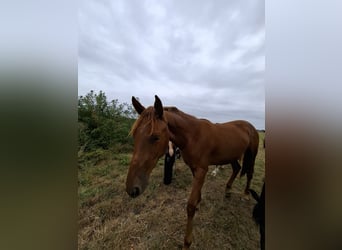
{"left": 243, "top": 153, "right": 257, "bottom": 196}
{"left": 225, "top": 160, "right": 241, "bottom": 197}
{"left": 244, "top": 172, "right": 254, "bottom": 195}
{"left": 183, "top": 167, "right": 207, "bottom": 249}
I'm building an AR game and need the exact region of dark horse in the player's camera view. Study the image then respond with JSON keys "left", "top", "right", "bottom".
{"left": 250, "top": 183, "right": 265, "bottom": 250}
{"left": 126, "top": 95, "right": 259, "bottom": 249}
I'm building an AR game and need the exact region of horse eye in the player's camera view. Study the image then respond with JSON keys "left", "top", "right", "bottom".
{"left": 149, "top": 135, "right": 160, "bottom": 143}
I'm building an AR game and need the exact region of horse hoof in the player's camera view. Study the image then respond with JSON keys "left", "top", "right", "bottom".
{"left": 225, "top": 191, "right": 231, "bottom": 198}
{"left": 183, "top": 236, "right": 192, "bottom": 249}
{"left": 182, "top": 242, "right": 191, "bottom": 250}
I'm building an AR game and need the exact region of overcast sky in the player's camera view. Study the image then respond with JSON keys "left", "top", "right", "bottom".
{"left": 78, "top": 0, "right": 265, "bottom": 129}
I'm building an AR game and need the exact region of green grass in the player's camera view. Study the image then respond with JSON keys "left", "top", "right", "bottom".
{"left": 78, "top": 132, "right": 265, "bottom": 249}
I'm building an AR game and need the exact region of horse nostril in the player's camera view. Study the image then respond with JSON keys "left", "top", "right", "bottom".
{"left": 130, "top": 187, "right": 140, "bottom": 198}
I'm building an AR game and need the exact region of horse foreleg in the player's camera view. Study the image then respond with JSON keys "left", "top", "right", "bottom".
{"left": 225, "top": 160, "right": 241, "bottom": 197}
{"left": 183, "top": 167, "right": 207, "bottom": 249}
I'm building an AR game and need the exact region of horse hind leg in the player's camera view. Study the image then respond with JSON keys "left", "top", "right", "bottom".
{"left": 242, "top": 149, "right": 257, "bottom": 197}
{"left": 225, "top": 160, "right": 241, "bottom": 197}
{"left": 244, "top": 170, "right": 254, "bottom": 195}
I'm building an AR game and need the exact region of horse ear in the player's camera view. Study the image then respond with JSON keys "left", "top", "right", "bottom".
{"left": 154, "top": 95, "right": 163, "bottom": 119}
{"left": 132, "top": 96, "right": 145, "bottom": 115}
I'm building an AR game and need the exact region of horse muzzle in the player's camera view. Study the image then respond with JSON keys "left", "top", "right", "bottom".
{"left": 127, "top": 186, "right": 141, "bottom": 198}
{"left": 125, "top": 174, "right": 148, "bottom": 198}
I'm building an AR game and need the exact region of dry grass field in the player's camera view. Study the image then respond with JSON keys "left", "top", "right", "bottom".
{"left": 79, "top": 132, "right": 265, "bottom": 249}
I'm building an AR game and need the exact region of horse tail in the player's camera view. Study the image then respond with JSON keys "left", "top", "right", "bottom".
{"left": 240, "top": 129, "right": 259, "bottom": 177}
{"left": 240, "top": 148, "right": 253, "bottom": 177}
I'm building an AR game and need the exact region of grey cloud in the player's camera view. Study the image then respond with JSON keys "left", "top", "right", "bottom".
{"left": 79, "top": 0, "right": 265, "bottom": 129}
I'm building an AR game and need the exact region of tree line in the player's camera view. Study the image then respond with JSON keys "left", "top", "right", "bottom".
{"left": 78, "top": 90, "right": 137, "bottom": 153}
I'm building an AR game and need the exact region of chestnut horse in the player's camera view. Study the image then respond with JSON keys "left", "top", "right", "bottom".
{"left": 126, "top": 95, "right": 259, "bottom": 249}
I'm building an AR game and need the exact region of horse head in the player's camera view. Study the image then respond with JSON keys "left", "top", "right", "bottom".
{"left": 126, "top": 95, "right": 169, "bottom": 198}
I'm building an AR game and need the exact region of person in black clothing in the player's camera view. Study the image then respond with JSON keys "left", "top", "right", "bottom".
{"left": 164, "top": 141, "right": 177, "bottom": 185}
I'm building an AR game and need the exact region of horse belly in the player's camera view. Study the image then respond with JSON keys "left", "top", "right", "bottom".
{"left": 208, "top": 137, "right": 247, "bottom": 165}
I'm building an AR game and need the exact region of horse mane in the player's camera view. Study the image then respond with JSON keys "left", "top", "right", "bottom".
{"left": 130, "top": 106, "right": 198, "bottom": 137}
{"left": 129, "top": 107, "right": 167, "bottom": 136}
{"left": 163, "top": 106, "right": 179, "bottom": 112}
{"left": 164, "top": 106, "right": 198, "bottom": 120}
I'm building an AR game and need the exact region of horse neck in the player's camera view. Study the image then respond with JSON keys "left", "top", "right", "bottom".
{"left": 164, "top": 111, "right": 198, "bottom": 150}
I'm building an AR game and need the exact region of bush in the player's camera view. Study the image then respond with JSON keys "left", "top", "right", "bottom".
{"left": 78, "top": 90, "right": 136, "bottom": 153}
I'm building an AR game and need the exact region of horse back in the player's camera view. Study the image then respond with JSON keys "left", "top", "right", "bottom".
{"left": 180, "top": 119, "right": 258, "bottom": 167}
{"left": 205, "top": 120, "right": 258, "bottom": 165}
